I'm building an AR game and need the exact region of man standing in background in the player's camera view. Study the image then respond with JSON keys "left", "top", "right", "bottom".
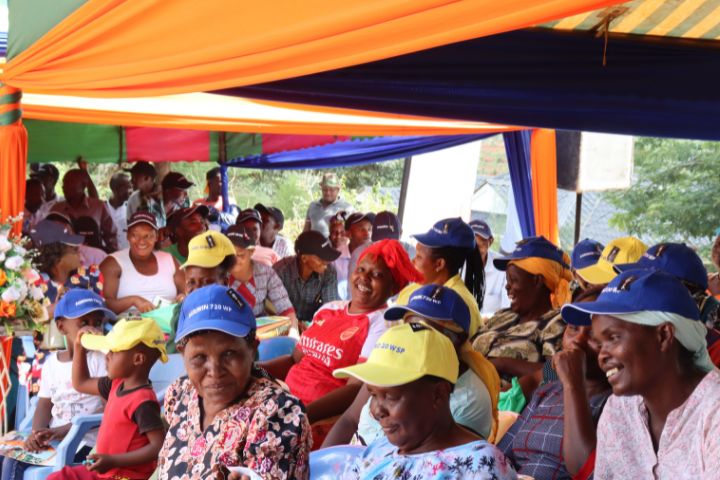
{"left": 304, "top": 172, "right": 353, "bottom": 237}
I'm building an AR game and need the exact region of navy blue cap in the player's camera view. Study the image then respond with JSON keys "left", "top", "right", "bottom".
{"left": 469, "top": 219, "right": 493, "bottom": 240}
{"left": 413, "top": 218, "right": 475, "bottom": 250}
{"left": 31, "top": 219, "right": 85, "bottom": 247}
{"left": 372, "top": 211, "right": 400, "bottom": 241}
{"left": 614, "top": 242, "right": 708, "bottom": 290}
{"left": 176, "top": 285, "right": 256, "bottom": 341}
{"left": 571, "top": 238, "right": 604, "bottom": 270}
{"left": 54, "top": 289, "right": 116, "bottom": 322}
{"left": 236, "top": 208, "right": 263, "bottom": 225}
{"left": 345, "top": 212, "right": 376, "bottom": 231}
{"left": 494, "top": 236, "right": 568, "bottom": 271}
{"left": 561, "top": 269, "right": 700, "bottom": 326}
{"left": 385, "top": 285, "right": 471, "bottom": 333}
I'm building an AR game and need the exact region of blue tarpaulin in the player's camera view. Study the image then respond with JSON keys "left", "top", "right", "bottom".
{"left": 221, "top": 28, "right": 720, "bottom": 141}
{"left": 220, "top": 133, "right": 494, "bottom": 211}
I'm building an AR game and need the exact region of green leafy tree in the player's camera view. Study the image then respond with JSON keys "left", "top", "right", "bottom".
{"left": 605, "top": 138, "right": 720, "bottom": 254}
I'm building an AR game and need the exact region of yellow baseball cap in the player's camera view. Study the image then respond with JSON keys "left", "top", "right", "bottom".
{"left": 576, "top": 236, "right": 647, "bottom": 285}
{"left": 181, "top": 231, "right": 235, "bottom": 269}
{"left": 333, "top": 323, "right": 458, "bottom": 387}
{"left": 81, "top": 318, "right": 168, "bottom": 363}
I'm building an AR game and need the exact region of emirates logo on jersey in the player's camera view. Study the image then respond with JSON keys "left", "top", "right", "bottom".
{"left": 340, "top": 326, "right": 360, "bottom": 341}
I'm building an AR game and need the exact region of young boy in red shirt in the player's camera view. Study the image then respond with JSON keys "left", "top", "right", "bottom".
{"left": 48, "top": 318, "right": 167, "bottom": 480}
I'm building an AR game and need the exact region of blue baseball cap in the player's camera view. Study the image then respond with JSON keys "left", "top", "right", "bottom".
{"left": 468, "top": 219, "right": 493, "bottom": 240}
{"left": 493, "top": 236, "right": 568, "bottom": 271}
{"left": 561, "top": 269, "right": 700, "bottom": 326}
{"left": 176, "top": 285, "right": 256, "bottom": 341}
{"left": 385, "top": 285, "right": 471, "bottom": 333}
{"left": 30, "top": 219, "right": 84, "bottom": 247}
{"left": 413, "top": 218, "right": 475, "bottom": 250}
{"left": 571, "top": 238, "right": 604, "bottom": 270}
{"left": 614, "top": 242, "right": 708, "bottom": 290}
{"left": 54, "top": 289, "right": 116, "bottom": 322}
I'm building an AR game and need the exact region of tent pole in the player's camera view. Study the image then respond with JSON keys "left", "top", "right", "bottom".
{"left": 574, "top": 192, "right": 582, "bottom": 245}
{"left": 397, "top": 157, "right": 412, "bottom": 224}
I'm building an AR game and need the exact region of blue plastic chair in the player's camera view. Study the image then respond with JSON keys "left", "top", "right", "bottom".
{"left": 149, "top": 353, "right": 186, "bottom": 404}
{"left": 309, "top": 445, "right": 366, "bottom": 479}
{"left": 22, "top": 414, "right": 103, "bottom": 479}
{"left": 258, "top": 337, "right": 297, "bottom": 362}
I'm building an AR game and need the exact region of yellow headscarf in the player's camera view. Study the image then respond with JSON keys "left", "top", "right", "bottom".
{"left": 510, "top": 253, "right": 572, "bottom": 309}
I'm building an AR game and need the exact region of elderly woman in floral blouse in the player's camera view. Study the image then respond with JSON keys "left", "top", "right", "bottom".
{"left": 156, "top": 284, "right": 311, "bottom": 479}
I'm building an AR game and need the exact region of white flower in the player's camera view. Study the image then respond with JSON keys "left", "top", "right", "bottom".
{"left": 13, "top": 280, "right": 28, "bottom": 302}
{"left": 0, "top": 236, "right": 11, "bottom": 253}
{"left": 0, "top": 252, "right": 5, "bottom": 263}
{"left": 13, "top": 245, "right": 26, "bottom": 256}
{"left": 4, "top": 256, "right": 24, "bottom": 271}
{"left": 1, "top": 286, "right": 21, "bottom": 303}
{"left": 29, "top": 285, "right": 44, "bottom": 301}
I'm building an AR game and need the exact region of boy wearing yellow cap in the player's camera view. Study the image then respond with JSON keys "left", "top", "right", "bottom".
{"left": 49, "top": 319, "right": 167, "bottom": 480}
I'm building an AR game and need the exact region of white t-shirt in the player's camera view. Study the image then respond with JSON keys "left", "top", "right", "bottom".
{"left": 481, "top": 250, "right": 510, "bottom": 316}
{"left": 38, "top": 351, "right": 107, "bottom": 429}
{"left": 106, "top": 200, "right": 129, "bottom": 250}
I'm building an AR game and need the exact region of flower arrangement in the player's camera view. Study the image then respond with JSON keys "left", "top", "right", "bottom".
{"left": 0, "top": 216, "right": 47, "bottom": 334}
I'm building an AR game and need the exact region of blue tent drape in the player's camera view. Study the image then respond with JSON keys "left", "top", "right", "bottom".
{"left": 220, "top": 134, "right": 493, "bottom": 211}
{"left": 503, "top": 131, "right": 535, "bottom": 238}
{"left": 220, "top": 28, "right": 720, "bottom": 141}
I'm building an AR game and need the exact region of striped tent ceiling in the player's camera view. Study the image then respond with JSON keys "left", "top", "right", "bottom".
{"left": 541, "top": 0, "right": 720, "bottom": 41}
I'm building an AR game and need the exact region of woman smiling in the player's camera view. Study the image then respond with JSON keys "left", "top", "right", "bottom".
{"left": 335, "top": 323, "right": 516, "bottom": 480}
{"left": 562, "top": 269, "right": 720, "bottom": 478}
{"left": 472, "top": 236, "right": 571, "bottom": 384}
{"left": 156, "top": 285, "right": 311, "bottom": 479}
{"left": 261, "top": 239, "right": 422, "bottom": 444}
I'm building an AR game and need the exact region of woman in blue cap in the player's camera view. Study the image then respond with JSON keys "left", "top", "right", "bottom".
{"left": 472, "top": 236, "right": 571, "bottom": 385}
{"left": 156, "top": 285, "right": 311, "bottom": 479}
{"left": 562, "top": 269, "right": 720, "bottom": 478}
{"left": 398, "top": 218, "right": 484, "bottom": 336}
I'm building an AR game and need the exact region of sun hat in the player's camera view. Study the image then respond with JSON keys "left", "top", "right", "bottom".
{"left": 413, "top": 218, "right": 475, "bottom": 250}
{"left": 333, "top": 322, "right": 459, "bottom": 386}
{"left": 571, "top": 238, "right": 604, "bottom": 270}
{"left": 181, "top": 231, "right": 235, "bottom": 269}
{"left": 385, "top": 285, "right": 470, "bottom": 334}
{"left": 561, "top": 269, "right": 699, "bottom": 327}
{"left": 54, "top": 289, "right": 116, "bottom": 322}
{"left": 81, "top": 318, "right": 168, "bottom": 363}
{"left": 493, "top": 236, "right": 568, "bottom": 271}
{"left": 614, "top": 242, "right": 708, "bottom": 290}
{"left": 176, "top": 285, "right": 256, "bottom": 341}
{"left": 575, "top": 236, "right": 647, "bottom": 285}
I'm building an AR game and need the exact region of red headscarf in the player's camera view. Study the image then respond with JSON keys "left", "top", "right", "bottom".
{"left": 358, "top": 239, "right": 424, "bottom": 294}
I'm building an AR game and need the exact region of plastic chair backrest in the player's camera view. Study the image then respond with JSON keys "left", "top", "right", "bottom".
{"left": 309, "top": 445, "right": 366, "bottom": 480}
{"left": 258, "top": 337, "right": 297, "bottom": 362}
{"left": 149, "top": 353, "right": 186, "bottom": 402}
{"left": 18, "top": 395, "right": 38, "bottom": 431}
{"left": 20, "top": 335, "right": 36, "bottom": 358}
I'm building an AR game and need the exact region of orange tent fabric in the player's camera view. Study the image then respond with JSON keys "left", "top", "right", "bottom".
{"left": 0, "top": 84, "right": 27, "bottom": 236}
{"left": 2, "top": 0, "right": 625, "bottom": 97}
{"left": 22, "top": 92, "right": 521, "bottom": 136}
{"left": 530, "top": 129, "right": 559, "bottom": 245}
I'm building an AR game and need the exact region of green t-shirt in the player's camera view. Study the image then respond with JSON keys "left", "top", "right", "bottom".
{"left": 163, "top": 243, "right": 187, "bottom": 265}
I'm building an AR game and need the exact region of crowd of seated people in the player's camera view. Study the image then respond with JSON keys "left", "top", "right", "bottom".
{"left": 6, "top": 162, "right": 720, "bottom": 480}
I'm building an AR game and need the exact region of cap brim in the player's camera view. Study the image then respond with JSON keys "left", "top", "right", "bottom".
{"left": 175, "top": 319, "right": 254, "bottom": 342}
{"left": 384, "top": 305, "right": 454, "bottom": 324}
{"left": 181, "top": 254, "right": 227, "bottom": 270}
{"left": 62, "top": 306, "right": 116, "bottom": 322}
{"left": 333, "top": 363, "right": 425, "bottom": 387}
{"left": 561, "top": 300, "right": 641, "bottom": 326}
{"left": 126, "top": 219, "right": 158, "bottom": 231}
{"left": 317, "top": 247, "right": 341, "bottom": 262}
{"left": 412, "top": 233, "right": 438, "bottom": 247}
{"left": 613, "top": 261, "right": 641, "bottom": 274}
{"left": 61, "top": 233, "right": 86, "bottom": 247}
{"left": 80, "top": 333, "right": 112, "bottom": 353}
{"left": 575, "top": 260, "right": 618, "bottom": 285}
{"left": 492, "top": 256, "right": 512, "bottom": 271}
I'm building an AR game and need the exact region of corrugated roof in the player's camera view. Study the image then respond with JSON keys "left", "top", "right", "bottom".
{"left": 541, "top": 0, "right": 720, "bottom": 41}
